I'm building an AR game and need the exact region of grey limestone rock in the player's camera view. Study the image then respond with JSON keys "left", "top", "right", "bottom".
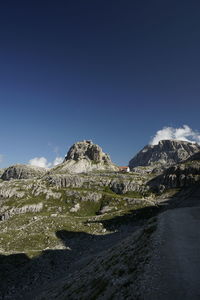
{"left": 1, "top": 164, "right": 47, "bottom": 181}
{"left": 51, "top": 140, "right": 119, "bottom": 174}
{"left": 46, "top": 174, "right": 84, "bottom": 188}
{"left": 65, "top": 140, "right": 111, "bottom": 163}
{"left": 148, "top": 161, "right": 200, "bottom": 192}
{"left": 0, "top": 181, "right": 26, "bottom": 198}
{"left": 45, "top": 173, "right": 149, "bottom": 194}
{"left": 69, "top": 203, "right": 80, "bottom": 212}
{"left": 0, "top": 203, "right": 43, "bottom": 221}
{"left": 129, "top": 140, "right": 200, "bottom": 169}
{"left": 65, "top": 190, "right": 102, "bottom": 202}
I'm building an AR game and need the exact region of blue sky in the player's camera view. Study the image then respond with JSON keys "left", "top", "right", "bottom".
{"left": 0, "top": 0, "right": 200, "bottom": 168}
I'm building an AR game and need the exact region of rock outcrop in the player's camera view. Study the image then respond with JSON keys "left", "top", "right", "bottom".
{"left": 65, "top": 140, "right": 111, "bottom": 163}
{"left": 46, "top": 172, "right": 149, "bottom": 194}
{"left": 51, "top": 140, "right": 118, "bottom": 174}
{"left": 1, "top": 164, "right": 47, "bottom": 180}
{"left": 148, "top": 161, "right": 200, "bottom": 192}
{"left": 0, "top": 203, "right": 43, "bottom": 221}
{"left": 129, "top": 140, "right": 200, "bottom": 169}
{"left": 186, "top": 151, "right": 200, "bottom": 161}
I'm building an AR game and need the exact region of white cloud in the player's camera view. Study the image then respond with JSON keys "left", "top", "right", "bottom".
{"left": 53, "top": 157, "right": 63, "bottom": 166}
{"left": 47, "top": 142, "right": 63, "bottom": 166}
{"left": 29, "top": 157, "right": 52, "bottom": 168}
{"left": 29, "top": 156, "right": 64, "bottom": 168}
{"left": 150, "top": 125, "right": 200, "bottom": 145}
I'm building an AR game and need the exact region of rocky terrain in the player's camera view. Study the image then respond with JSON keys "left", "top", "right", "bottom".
{"left": 31, "top": 187, "right": 200, "bottom": 300}
{"left": 0, "top": 139, "right": 200, "bottom": 299}
{"left": 129, "top": 139, "right": 200, "bottom": 169}
{"left": 1, "top": 164, "right": 47, "bottom": 180}
{"left": 52, "top": 140, "right": 119, "bottom": 174}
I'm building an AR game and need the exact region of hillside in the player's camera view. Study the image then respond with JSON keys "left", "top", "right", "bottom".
{"left": 0, "top": 139, "right": 200, "bottom": 299}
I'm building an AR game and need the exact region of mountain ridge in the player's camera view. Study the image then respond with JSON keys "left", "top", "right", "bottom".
{"left": 129, "top": 139, "right": 200, "bottom": 169}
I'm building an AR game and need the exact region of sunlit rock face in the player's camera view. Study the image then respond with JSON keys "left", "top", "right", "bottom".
{"left": 64, "top": 140, "right": 112, "bottom": 163}
{"left": 129, "top": 140, "right": 200, "bottom": 169}
{"left": 52, "top": 140, "right": 118, "bottom": 174}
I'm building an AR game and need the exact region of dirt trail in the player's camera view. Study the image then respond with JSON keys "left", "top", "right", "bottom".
{"left": 142, "top": 206, "right": 200, "bottom": 299}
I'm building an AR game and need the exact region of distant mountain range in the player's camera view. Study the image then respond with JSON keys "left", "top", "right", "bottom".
{"left": 1, "top": 139, "right": 200, "bottom": 179}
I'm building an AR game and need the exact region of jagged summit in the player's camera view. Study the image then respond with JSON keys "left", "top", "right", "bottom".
{"left": 53, "top": 140, "right": 118, "bottom": 174}
{"left": 129, "top": 139, "right": 200, "bottom": 169}
{"left": 64, "top": 140, "right": 112, "bottom": 164}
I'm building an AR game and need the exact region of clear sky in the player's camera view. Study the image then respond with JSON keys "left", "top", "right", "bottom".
{"left": 0, "top": 0, "right": 200, "bottom": 168}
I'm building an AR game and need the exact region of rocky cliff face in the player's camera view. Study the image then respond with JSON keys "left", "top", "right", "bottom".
{"left": 186, "top": 151, "right": 200, "bottom": 161}
{"left": 148, "top": 160, "right": 200, "bottom": 192}
{"left": 1, "top": 164, "right": 47, "bottom": 180}
{"left": 46, "top": 172, "right": 150, "bottom": 194}
{"left": 65, "top": 140, "right": 111, "bottom": 163}
{"left": 52, "top": 140, "right": 118, "bottom": 174}
{"left": 129, "top": 140, "right": 200, "bottom": 169}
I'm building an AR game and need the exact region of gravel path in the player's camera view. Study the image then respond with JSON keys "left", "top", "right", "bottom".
{"left": 142, "top": 206, "right": 200, "bottom": 299}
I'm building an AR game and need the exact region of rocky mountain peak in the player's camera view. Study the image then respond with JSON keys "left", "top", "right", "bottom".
{"left": 129, "top": 139, "right": 200, "bottom": 169}
{"left": 64, "top": 140, "right": 112, "bottom": 164}
{"left": 51, "top": 140, "right": 118, "bottom": 174}
{"left": 157, "top": 139, "right": 199, "bottom": 149}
